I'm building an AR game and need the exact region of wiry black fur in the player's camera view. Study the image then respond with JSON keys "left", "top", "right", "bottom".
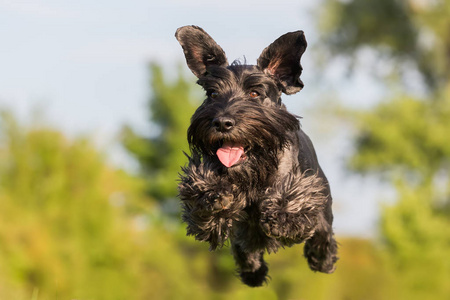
{"left": 176, "top": 25, "right": 338, "bottom": 287}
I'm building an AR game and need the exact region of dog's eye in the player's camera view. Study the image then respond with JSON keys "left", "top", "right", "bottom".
{"left": 249, "top": 91, "right": 260, "bottom": 98}
{"left": 208, "top": 91, "right": 219, "bottom": 99}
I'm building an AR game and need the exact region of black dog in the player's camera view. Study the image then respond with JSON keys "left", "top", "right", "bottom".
{"left": 176, "top": 25, "right": 337, "bottom": 287}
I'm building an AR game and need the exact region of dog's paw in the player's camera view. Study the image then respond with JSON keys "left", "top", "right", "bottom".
{"left": 260, "top": 213, "right": 286, "bottom": 238}
{"left": 211, "top": 193, "right": 233, "bottom": 212}
{"left": 182, "top": 192, "right": 245, "bottom": 250}
{"left": 304, "top": 231, "right": 338, "bottom": 274}
{"left": 187, "top": 192, "right": 233, "bottom": 214}
{"left": 260, "top": 205, "right": 316, "bottom": 242}
{"left": 239, "top": 263, "right": 269, "bottom": 287}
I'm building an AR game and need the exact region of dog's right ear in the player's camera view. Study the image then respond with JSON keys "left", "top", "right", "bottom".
{"left": 175, "top": 26, "right": 228, "bottom": 78}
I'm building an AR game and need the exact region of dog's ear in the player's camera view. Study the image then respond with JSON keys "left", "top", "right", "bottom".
{"left": 175, "top": 26, "right": 228, "bottom": 78}
{"left": 257, "top": 31, "right": 307, "bottom": 95}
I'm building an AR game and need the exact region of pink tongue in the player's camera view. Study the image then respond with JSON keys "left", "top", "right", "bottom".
{"left": 216, "top": 144, "right": 244, "bottom": 168}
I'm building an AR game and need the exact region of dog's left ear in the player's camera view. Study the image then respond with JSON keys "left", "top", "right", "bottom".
{"left": 257, "top": 31, "right": 307, "bottom": 95}
{"left": 175, "top": 25, "right": 228, "bottom": 78}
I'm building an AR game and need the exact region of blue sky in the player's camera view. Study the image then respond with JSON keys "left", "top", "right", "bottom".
{"left": 0, "top": 0, "right": 388, "bottom": 237}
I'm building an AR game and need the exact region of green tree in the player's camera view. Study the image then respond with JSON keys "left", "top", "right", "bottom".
{"left": 122, "top": 63, "right": 199, "bottom": 203}
{"left": 0, "top": 111, "right": 149, "bottom": 299}
{"left": 318, "top": 0, "right": 450, "bottom": 298}
{"left": 319, "top": 0, "right": 450, "bottom": 91}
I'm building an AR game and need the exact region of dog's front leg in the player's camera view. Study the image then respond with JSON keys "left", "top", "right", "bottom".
{"left": 178, "top": 155, "right": 245, "bottom": 250}
{"left": 260, "top": 170, "right": 328, "bottom": 243}
{"left": 180, "top": 188, "right": 236, "bottom": 250}
{"left": 303, "top": 208, "right": 338, "bottom": 274}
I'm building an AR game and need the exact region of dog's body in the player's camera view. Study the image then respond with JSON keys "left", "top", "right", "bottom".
{"left": 176, "top": 26, "right": 337, "bottom": 287}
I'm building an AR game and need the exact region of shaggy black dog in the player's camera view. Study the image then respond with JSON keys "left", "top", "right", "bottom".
{"left": 176, "top": 25, "right": 338, "bottom": 287}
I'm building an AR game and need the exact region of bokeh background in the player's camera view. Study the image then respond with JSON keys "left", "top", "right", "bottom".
{"left": 1, "top": 0, "right": 449, "bottom": 299}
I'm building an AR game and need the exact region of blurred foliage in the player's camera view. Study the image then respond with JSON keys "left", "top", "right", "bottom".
{"left": 381, "top": 181, "right": 450, "bottom": 299}
{"left": 320, "top": 0, "right": 450, "bottom": 299}
{"left": 319, "top": 0, "right": 450, "bottom": 91}
{"left": 356, "top": 94, "right": 450, "bottom": 299}
{"left": 351, "top": 94, "right": 450, "bottom": 177}
{"left": 0, "top": 111, "right": 161, "bottom": 299}
{"left": 121, "top": 63, "right": 199, "bottom": 202}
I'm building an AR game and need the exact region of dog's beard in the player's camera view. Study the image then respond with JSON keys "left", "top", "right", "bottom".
{"left": 187, "top": 103, "right": 300, "bottom": 190}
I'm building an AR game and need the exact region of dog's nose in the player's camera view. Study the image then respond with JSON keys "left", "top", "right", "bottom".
{"left": 212, "top": 117, "right": 235, "bottom": 132}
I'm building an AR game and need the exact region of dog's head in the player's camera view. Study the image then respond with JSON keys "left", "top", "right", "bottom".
{"left": 175, "top": 26, "right": 306, "bottom": 170}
